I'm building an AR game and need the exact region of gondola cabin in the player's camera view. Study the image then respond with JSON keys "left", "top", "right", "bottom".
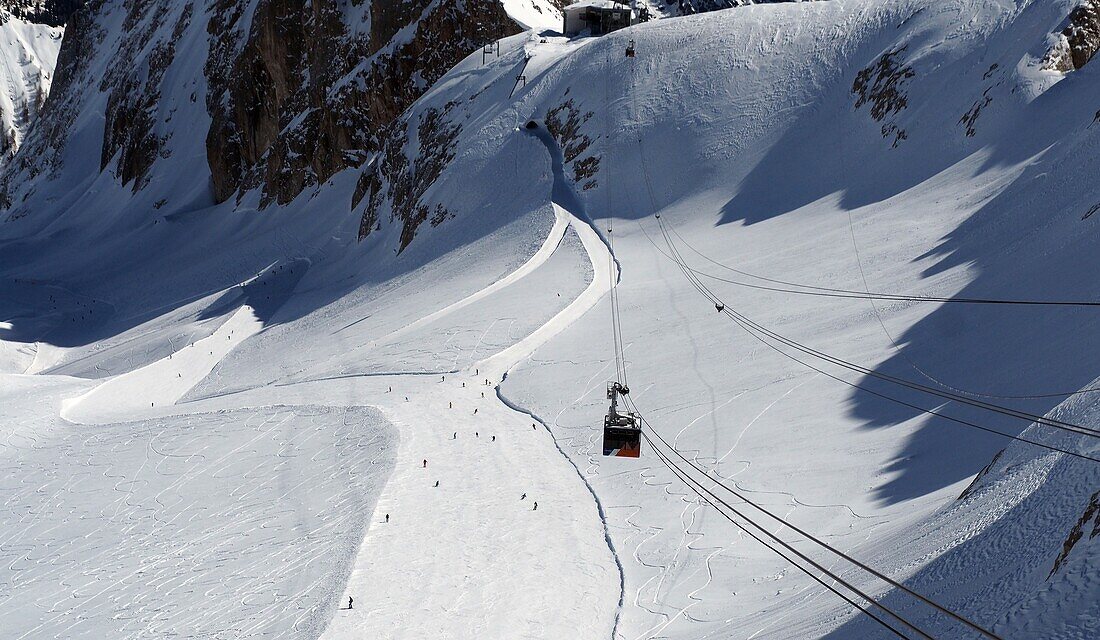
{"left": 602, "top": 381, "right": 641, "bottom": 457}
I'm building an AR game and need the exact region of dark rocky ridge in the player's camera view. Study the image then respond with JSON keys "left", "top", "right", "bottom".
{"left": 1045, "top": 0, "right": 1100, "bottom": 72}
{"left": 0, "top": 0, "right": 539, "bottom": 218}
{"left": 205, "top": 0, "right": 522, "bottom": 208}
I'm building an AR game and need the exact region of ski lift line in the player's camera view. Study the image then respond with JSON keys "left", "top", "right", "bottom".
{"left": 637, "top": 411, "right": 1007, "bottom": 640}
{"left": 604, "top": 50, "right": 629, "bottom": 387}
{"left": 618, "top": 46, "right": 985, "bottom": 639}
{"left": 845, "top": 206, "right": 993, "bottom": 405}
{"left": 653, "top": 216, "right": 1100, "bottom": 441}
{"left": 621, "top": 52, "right": 930, "bottom": 640}
{"left": 623, "top": 40, "right": 1041, "bottom": 639}
{"left": 657, "top": 236, "right": 1100, "bottom": 462}
{"left": 664, "top": 224, "right": 1100, "bottom": 307}
{"left": 625, "top": 92, "right": 1100, "bottom": 453}
{"left": 650, "top": 221, "right": 1100, "bottom": 401}
{"left": 634, "top": 179, "right": 1100, "bottom": 457}
{"left": 645, "top": 440, "right": 918, "bottom": 640}
{"left": 642, "top": 432, "right": 931, "bottom": 640}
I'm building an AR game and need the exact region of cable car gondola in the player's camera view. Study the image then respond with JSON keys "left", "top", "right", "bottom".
{"left": 602, "top": 381, "right": 641, "bottom": 457}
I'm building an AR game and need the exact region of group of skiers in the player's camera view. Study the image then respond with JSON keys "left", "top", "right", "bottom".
{"left": 343, "top": 370, "right": 546, "bottom": 613}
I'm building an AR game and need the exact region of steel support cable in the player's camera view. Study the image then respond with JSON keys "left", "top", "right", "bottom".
{"left": 654, "top": 216, "right": 1100, "bottom": 441}
{"left": 651, "top": 220, "right": 1100, "bottom": 462}
{"left": 642, "top": 431, "right": 931, "bottom": 640}
{"left": 845, "top": 206, "right": 1100, "bottom": 402}
{"left": 647, "top": 218, "right": 1100, "bottom": 437}
{"left": 622, "top": 49, "right": 927, "bottom": 640}
{"left": 637, "top": 408, "right": 1007, "bottom": 640}
{"left": 664, "top": 213, "right": 1100, "bottom": 401}
{"left": 604, "top": 50, "right": 628, "bottom": 386}
{"left": 619, "top": 43, "right": 994, "bottom": 640}
{"left": 633, "top": 225, "right": 1019, "bottom": 636}
{"left": 664, "top": 224, "right": 1100, "bottom": 308}
{"left": 664, "top": 226, "right": 1100, "bottom": 399}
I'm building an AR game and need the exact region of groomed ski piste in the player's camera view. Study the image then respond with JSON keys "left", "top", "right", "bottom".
{"left": 2, "top": 0, "right": 1100, "bottom": 638}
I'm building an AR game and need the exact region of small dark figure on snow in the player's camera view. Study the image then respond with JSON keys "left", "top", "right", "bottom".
{"left": 348, "top": 596, "right": 353, "bottom": 610}
{"left": 491, "top": 435, "right": 496, "bottom": 442}
{"left": 453, "top": 432, "right": 457, "bottom": 439}
{"left": 423, "top": 459, "right": 427, "bottom": 468}
{"left": 533, "top": 502, "right": 538, "bottom": 511}
{"left": 474, "top": 408, "right": 478, "bottom": 415}
{"left": 521, "top": 493, "right": 527, "bottom": 500}
{"left": 449, "top": 401, "right": 452, "bottom": 408}
{"left": 434, "top": 480, "right": 439, "bottom": 487}
{"left": 476, "top": 432, "right": 479, "bottom": 438}
{"left": 385, "top": 514, "right": 390, "bottom": 523}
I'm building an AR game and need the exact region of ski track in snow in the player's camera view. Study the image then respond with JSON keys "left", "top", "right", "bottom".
{"left": 3, "top": 192, "right": 621, "bottom": 638}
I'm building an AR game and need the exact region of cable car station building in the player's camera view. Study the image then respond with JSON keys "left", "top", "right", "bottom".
{"left": 563, "top": 1, "right": 637, "bottom": 37}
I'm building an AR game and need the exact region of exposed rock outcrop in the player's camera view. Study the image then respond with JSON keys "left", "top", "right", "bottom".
{"left": 354, "top": 103, "right": 461, "bottom": 251}
{"left": 205, "top": 0, "right": 521, "bottom": 208}
{"left": 852, "top": 46, "right": 914, "bottom": 147}
{"left": 546, "top": 98, "right": 600, "bottom": 191}
{"left": 1044, "top": 0, "right": 1100, "bottom": 72}
{"left": 101, "top": 2, "right": 192, "bottom": 190}
{"left": 1049, "top": 489, "right": 1100, "bottom": 577}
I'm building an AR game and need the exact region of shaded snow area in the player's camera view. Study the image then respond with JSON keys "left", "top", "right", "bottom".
{"left": 0, "top": 11, "right": 61, "bottom": 160}
{"left": 1, "top": 0, "right": 1099, "bottom": 638}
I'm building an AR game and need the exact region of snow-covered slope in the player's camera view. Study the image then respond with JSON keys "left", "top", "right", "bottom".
{"left": 0, "top": 10, "right": 61, "bottom": 161}
{"left": 2, "top": 0, "right": 1099, "bottom": 638}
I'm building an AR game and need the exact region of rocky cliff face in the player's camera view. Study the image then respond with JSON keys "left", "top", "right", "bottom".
{"left": 1044, "top": 0, "right": 1100, "bottom": 72}
{"left": 205, "top": 0, "right": 525, "bottom": 208}
{"left": 0, "top": 0, "right": 560, "bottom": 219}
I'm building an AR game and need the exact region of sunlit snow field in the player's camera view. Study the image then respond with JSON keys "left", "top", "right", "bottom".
{"left": 1, "top": 0, "right": 1099, "bottom": 638}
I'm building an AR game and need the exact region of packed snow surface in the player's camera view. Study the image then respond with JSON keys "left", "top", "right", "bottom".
{"left": 2, "top": 0, "right": 1100, "bottom": 638}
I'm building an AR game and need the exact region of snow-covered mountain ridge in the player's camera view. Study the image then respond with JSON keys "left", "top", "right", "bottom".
{"left": 1, "top": 0, "right": 1099, "bottom": 638}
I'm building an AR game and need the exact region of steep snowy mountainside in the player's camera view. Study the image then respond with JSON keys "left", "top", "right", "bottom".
{"left": 155, "top": 0, "right": 1100, "bottom": 635}
{"left": 338, "top": 0, "right": 1100, "bottom": 637}
{"left": 0, "top": 10, "right": 61, "bottom": 162}
{"left": 0, "top": 0, "right": 561, "bottom": 223}
{"left": 2, "top": 0, "right": 1100, "bottom": 638}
